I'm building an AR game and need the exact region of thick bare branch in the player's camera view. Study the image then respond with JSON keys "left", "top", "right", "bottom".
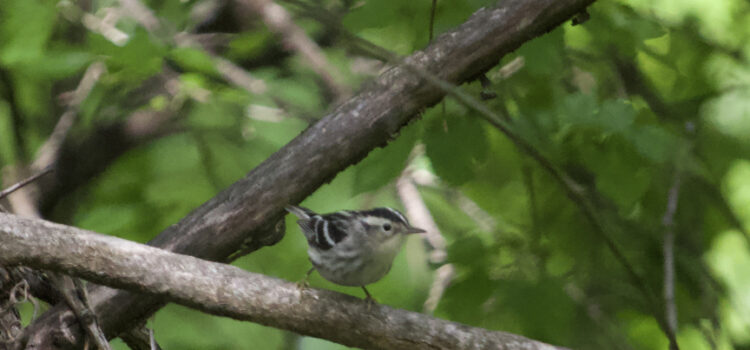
{"left": 21, "top": 0, "right": 596, "bottom": 347}
{"left": 0, "top": 213, "right": 565, "bottom": 350}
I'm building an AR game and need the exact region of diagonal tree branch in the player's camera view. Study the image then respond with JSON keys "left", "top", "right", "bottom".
{"left": 20, "top": 0, "right": 596, "bottom": 348}
{"left": 0, "top": 213, "right": 566, "bottom": 350}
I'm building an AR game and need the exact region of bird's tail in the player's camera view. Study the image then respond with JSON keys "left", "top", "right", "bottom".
{"left": 284, "top": 205, "right": 315, "bottom": 219}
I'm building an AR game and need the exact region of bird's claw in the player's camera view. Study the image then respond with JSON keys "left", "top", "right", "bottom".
{"left": 361, "top": 286, "right": 378, "bottom": 310}
{"left": 295, "top": 279, "right": 310, "bottom": 290}
{"left": 364, "top": 295, "right": 377, "bottom": 311}
{"left": 297, "top": 267, "right": 314, "bottom": 291}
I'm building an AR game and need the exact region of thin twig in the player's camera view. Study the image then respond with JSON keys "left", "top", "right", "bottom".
{"left": 452, "top": 191, "right": 497, "bottom": 233}
{"left": 401, "top": 154, "right": 498, "bottom": 233}
{"left": 149, "top": 328, "right": 157, "bottom": 350}
{"left": 0, "top": 268, "right": 25, "bottom": 343}
{"left": 428, "top": 0, "right": 438, "bottom": 42}
{"left": 119, "top": 324, "right": 162, "bottom": 350}
{"left": 0, "top": 167, "right": 54, "bottom": 201}
{"left": 662, "top": 171, "right": 682, "bottom": 350}
{"left": 51, "top": 275, "right": 111, "bottom": 350}
{"left": 190, "top": 132, "right": 223, "bottom": 191}
{"left": 120, "top": 0, "right": 310, "bottom": 123}
{"left": 101, "top": 0, "right": 272, "bottom": 99}
{"left": 8, "top": 279, "right": 39, "bottom": 322}
{"left": 118, "top": 0, "right": 160, "bottom": 33}
{"left": 121, "top": 0, "right": 318, "bottom": 125}
{"left": 397, "top": 173, "right": 445, "bottom": 262}
{"left": 58, "top": 3, "right": 130, "bottom": 46}
{"left": 239, "top": 0, "right": 349, "bottom": 101}
{"left": 173, "top": 33, "right": 269, "bottom": 95}
{"left": 423, "top": 264, "right": 454, "bottom": 315}
{"left": 564, "top": 283, "right": 635, "bottom": 350}
{"left": 5, "top": 61, "right": 102, "bottom": 216}
{"left": 32, "top": 62, "right": 106, "bottom": 171}
{"left": 212, "top": 55, "right": 268, "bottom": 95}
{"left": 522, "top": 165, "right": 540, "bottom": 239}
{"left": 396, "top": 171, "right": 454, "bottom": 314}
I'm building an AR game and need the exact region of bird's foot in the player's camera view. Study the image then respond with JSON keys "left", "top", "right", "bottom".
{"left": 295, "top": 279, "right": 310, "bottom": 290}
{"left": 297, "top": 267, "right": 315, "bottom": 290}
{"left": 362, "top": 287, "right": 377, "bottom": 310}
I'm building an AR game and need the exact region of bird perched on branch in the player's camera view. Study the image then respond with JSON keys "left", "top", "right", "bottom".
{"left": 285, "top": 205, "right": 425, "bottom": 303}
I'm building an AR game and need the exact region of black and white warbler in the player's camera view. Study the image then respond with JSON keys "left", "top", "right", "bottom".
{"left": 285, "top": 205, "right": 426, "bottom": 301}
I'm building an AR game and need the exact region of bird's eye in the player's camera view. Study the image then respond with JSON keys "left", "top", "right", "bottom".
{"left": 383, "top": 223, "right": 392, "bottom": 231}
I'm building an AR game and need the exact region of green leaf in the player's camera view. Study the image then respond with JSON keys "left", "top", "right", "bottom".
{"left": 227, "top": 31, "right": 274, "bottom": 61}
{"left": 598, "top": 99, "right": 636, "bottom": 133}
{"left": 517, "top": 28, "right": 565, "bottom": 77}
{"left": 76, "top": 204, "right": 142, "bottom": 238}
{"left": 92, "top": 28, "right": 166, "bottom": 83}
{"left": 557, "top": 96, "right": 637, "bottom": 136}
{"left": 556, "top": 93, "right": 598, "bottom": 136}
{"left": 628, "top": 125, "right": 682, "bottom": 164}
{"left": 498, "top": 278, "right": 577, "bottom": 343}
{"left": 186, "top": 97, "right": 241, "bottom": 129}
{"left": 580, "top": 138, "right": 651, "bottom": 210}
{"left": 447, "top": 235, "right": 489, "bottom": 268}
{"left": 352, "top": 123, "right": 417, "bottom": 194}
{"left": 2, "top": 49, "right": 91, "bottom": 79}
{"left": 439, "top": 270, "right": 495, "bottom": 324}
{"left": 512, "top": 111, "right": 561, "bottom": 160}
{"left": 169, "top": 47, "right": 218, "bottom": 76}
{"left": 343, "top": 0, "right": 408, "bottom": 32}
{"left": 423, "top": 113, "right": 488, "bottom": 186}
{"left": 0, "top": 0, "right": 56, "bottom": 66}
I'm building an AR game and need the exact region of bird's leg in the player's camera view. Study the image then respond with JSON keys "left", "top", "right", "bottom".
{"left": 296, "top": 267, "right": 315, "bottom": 289}
{"left": 361, "top": 286, "right": 377, "bottom": 310}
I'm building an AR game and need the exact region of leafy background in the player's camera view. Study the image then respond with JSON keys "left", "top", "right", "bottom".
{"left": 1, "top": 0, "right": 749, "bottom": 349}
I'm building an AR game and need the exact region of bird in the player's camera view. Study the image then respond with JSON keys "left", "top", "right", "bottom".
{"left": 285, "top": 205, "right": 426, "bottom": 302}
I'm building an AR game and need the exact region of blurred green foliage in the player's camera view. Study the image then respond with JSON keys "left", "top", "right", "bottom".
{"left": 1, "top": 0, "right": 750, "bottom": 349}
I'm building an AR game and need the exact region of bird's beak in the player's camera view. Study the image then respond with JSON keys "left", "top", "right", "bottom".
{"left": 406, "top": 226, "right": 426, "bottom": 234}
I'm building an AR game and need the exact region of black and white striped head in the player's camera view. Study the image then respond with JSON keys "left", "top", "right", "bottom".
{"left": 285, "top": 206, "right": 425, "bottom": 251}
{"left": 356, "top": 207, "right": 425, "bottom": 238}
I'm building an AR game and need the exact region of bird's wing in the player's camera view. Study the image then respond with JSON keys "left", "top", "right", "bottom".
{"left": 299, "top": 213, "right": 351, "bottom": 251}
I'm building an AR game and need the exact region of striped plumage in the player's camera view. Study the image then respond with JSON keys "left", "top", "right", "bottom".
{"left": 285, "top": 205, "right": 425, "bottom": 293}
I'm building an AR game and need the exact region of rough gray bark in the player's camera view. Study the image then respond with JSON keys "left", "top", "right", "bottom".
{"left": 18, "top": 0, "right": 596, "bottom": 348}
{"left": 0, "top": 213, "right": 565, "bottom": 350}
